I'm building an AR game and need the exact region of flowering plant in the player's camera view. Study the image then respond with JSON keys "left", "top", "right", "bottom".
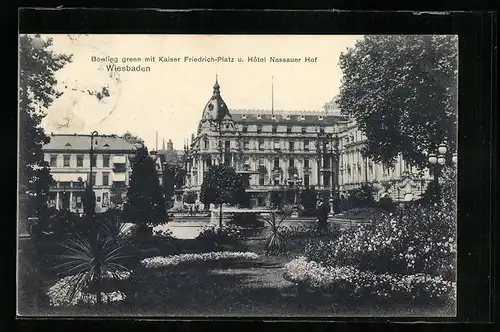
{"left": 284, "top": 256, "right": 456, "bottom": 303}
{"left": 46, "top": 270, "right": 131, "bottom": 307}
{"left": 140, "top": 251, "right": 259, "bottom": 268}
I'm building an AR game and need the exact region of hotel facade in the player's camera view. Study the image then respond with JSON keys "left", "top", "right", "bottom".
{"left": 42, "top": 134, "right": 137, "bottom": 213}
{"left": 183, "top": 79, "right": 433, "bottom": 207}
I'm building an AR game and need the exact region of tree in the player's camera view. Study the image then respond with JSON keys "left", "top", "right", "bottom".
{"left": 200, "top": 165, "right": 241, "bottom": 228}
{"left": 234, "top": 174, "right": 251, "bottom": 208}
{"left": 122, "top": 131, "right": 145, "bottom": 145}
{"left": 270, "top": 191, "right": 284, "bottom": 209}
{"left": 161, "top": 165, "right": 175, "bottom": 207}
{"left": 183, "top": 191, "right": 197, "bottom": 205}
{"left": 19, "top": 34, "right": 72, "bottom": 220}
{"left": 123, "top": 147, "right": 166, "bottom": 229}
{"left": 300, "top": 187, "right": 317, "bottom": 211}
{"left": 348, "top": 184, "right": 375, "bottom": 208}
{"left": 82, "top": 186, "right": 96, "bottom": 217}
{"left": 337, "top": 35, "right": 458, "bottom": 170}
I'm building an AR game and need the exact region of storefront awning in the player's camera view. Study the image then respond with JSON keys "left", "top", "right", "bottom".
{"left": 113, "top": 173, "right": 126, "bottom": 182}
{"left": 113, "top": 156, "right": 126, "bottom": 164}
{"left": 53, "top": 173, "right": 87, "bottom": 182}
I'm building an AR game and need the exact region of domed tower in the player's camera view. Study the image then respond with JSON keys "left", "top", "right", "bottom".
{"left": 197, "top": 76, "right": 234, "bottom": 134}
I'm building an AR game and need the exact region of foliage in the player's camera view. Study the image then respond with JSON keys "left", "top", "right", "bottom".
{"left": 300, "top": 187, "right": 317, "bottom": 211}
{"left": 348, "top": 184, "right": 376, "bottom": 208}
{"left": 200, "top": 165, "right": 242, "bottom": 206}
{"left": 140, "top": 251, "right": 259, "bottom": 269}
{"left": 304, "top": 201, "right": 456, "bottom": 279}
{"left": 283, "top": 256, "right": 456, "bottom": 303}
{"left": 183, "top": 191, "right": 197, "bottom": 205}
{"left": 123, "top": 147, "right": 166, "bottom": 226}
{"left": 195, "top": 224, "right": 243, "bottom": 246}
{"left": 377, "top": 195, "right": 397, "bottom": 212}
{"left": 337, "top": 35, "right": 458, "bottom": 170}
{"left": 279, "top": 224, "right": 341, "bottom": 240}
{"left": 234, "top": 174, "right": 252, "bottom": 208}
{"left": 270, "top": 191, "right": 284, "bottom": 209}
{"left": 227, "top": 212, "right": 264, "bottom": 228}
{"left": 161, "top": 165, "right": 175, "bottom": 201}
{"left": 122, "top": 131, "right": 145, "bottom": 145}
{"left": 19, "top": 34, "right": 72, "bottom": 219}
{"left": 83, "top": 186, "right": 96, "bottom": 217}
{"left": 52, "top": 225, "right": 131, "bottom": 305}
{"left": 261, "top": 206, "right": 293, "bottom": 254}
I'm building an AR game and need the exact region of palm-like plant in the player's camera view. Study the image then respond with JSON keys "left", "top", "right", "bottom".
{"left": 54, "top": 225, "right": 131, "bottom": 305}
{"left": 261, "top": 205, "right": 293, "bottom": 254}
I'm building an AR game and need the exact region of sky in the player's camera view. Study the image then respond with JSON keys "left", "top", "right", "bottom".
{"left": 40, "top": 34, "right": 363, "bottom": 150}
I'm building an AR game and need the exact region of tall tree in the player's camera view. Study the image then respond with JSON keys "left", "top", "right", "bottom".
{"left": 123, "top": 147, "right": 166, "bottom": 228}
{"left": 19, "top": 34, "right": 72, "bottom": 219}
{"left": 200, "top": 165, "right": 241, "bottom": 228}
{"left": 337, "top": 35, "right": 458, "bottom": 170}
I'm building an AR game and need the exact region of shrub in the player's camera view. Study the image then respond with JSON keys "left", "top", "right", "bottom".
{"left": 304, "top": 201, "right": 456, "bottom": 279}
{"left": 377, "top": 196, "right": 397, "bottom": 212}
{"left": 283, "top": 256, "right": 456, "bottom": 303}
{"left": 347, "top": 184, "right": 375, "bottom": 208}
{"left": 261, "top": 205, "right": 293, "bottom": 254}
{"left": 226, "top": 212, "right": 264, "bottom": 228}
{"left": 196, "top": 224, "right": 243, "bottom": 245}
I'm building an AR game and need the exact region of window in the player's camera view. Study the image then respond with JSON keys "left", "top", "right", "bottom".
{"left": 304, "top": 159, "right": 309, "bottom": 168}
{"left": 301, "top": 126, "right": 307, "bottom": 134}
{"left": 203, "top": 139, "right": 209, "bottom": 150}
{"left": 271, "top": 114, "right": 276, "bottom": 120}
{"left": 241, "top": 114, "right": 247, "bottom": 119}
{"left": 91, "top": 155, "right": 97, "bottom": 167}
{"left": 319, "top": 127, "right": 325, "bottom": 134}
{"left": 76, "top": 155, "right": 84, "bottom": 167}
{"left": 318, "top": 115, "right": 324, "bottom": 120}
{"left": 102, "top": 192, "right": 109, "bottom": 207}
{"left": 257, "top": 114, "right": 262, "bottom": 119}
{"left": 244, "top": 139, "right": 249, "bottom": 150}
{"left": 63, "top": 155, "right": 70, "bottom": 167}
{"left": 242, "top": 125, "right": 248, "bottom": 133}
{"left": 274, "top": 157, "right": 280, "bottom": 168}
{"left": 50, "top": 155, "right": 57, "bottom": 167}
{"left": 257, "top": 125, "right": 262, "bottom": 133}
{"left": 323, "top": 174, "right": 330, "bottom": 186}
{"left": 286, "top": 126, "right": 292, "bottom": 134}
{"left": 274, "top": 179, "right": 280, "bottom": 186}
{"left": 285, "top": 115, "right": 291, "bottom": 120}
{"left": 300, "top": 115, "right": 305, "bottom": 121}
{"left": 103, "top": 155, "right": 110, "bottom": 167}
{"left": 304, "top": 139, "right": 309, "bottom": 151}
{"left": 91, "top": 173, "right": 96, "bottom": 186}
{"left": 304, "top": 174, "right": 310, "bottom": 186}
{"left": 259, "top": 139, "right": 264, "bottom": 150}
{"left": 259, "top": 174, "right": 265, "bottom": 186}
{"left": 259, "top": 158, "right": 265, "bottom": 166}
{"left": 272, "top": 125, "right": 277, "bottom": 134}
{"left": 289, "top": 158, "right": 295, "bottom": 168}
{"left": 289, "top": 141, "right": 294, "bottom": 151}
{"left": 225, "top": 140, "right": 230, "bottom": 151}
{"left": 102, "top": 172, "right": 110, "bottom": 186}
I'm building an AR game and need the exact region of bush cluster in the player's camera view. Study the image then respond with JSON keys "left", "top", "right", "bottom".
{"left": 285, "top": 197, "right": 456, "bottom": 303}
{"left": 196, "top": 224, "right": 244, "bottom": 244}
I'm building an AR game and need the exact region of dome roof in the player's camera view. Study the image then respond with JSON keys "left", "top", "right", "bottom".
{"left": 200, "top": 76, "right": 232, "bottom": 124}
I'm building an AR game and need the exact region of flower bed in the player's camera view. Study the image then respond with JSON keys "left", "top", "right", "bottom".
{"left": 283, "top": 256, "right": 456, "bottom": 303}
{"left": 46, "top": 270, "right": 131, "bottom": 307}
{"left": 140, "top": 251, "right": 259, "bottom": 269}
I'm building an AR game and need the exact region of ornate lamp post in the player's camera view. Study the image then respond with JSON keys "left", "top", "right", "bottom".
{"left": 89, "top": 131, "right": 99, "bottom": 190}
{"left": 427, "top": 141, "right": 457, "bottom": 201}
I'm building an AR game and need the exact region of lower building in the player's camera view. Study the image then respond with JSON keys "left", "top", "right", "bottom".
{"left": 42, "top": 133, "right": 138, "bottom": 213}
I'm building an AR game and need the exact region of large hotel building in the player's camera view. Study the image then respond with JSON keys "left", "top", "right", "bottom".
{"left": 183, "top": 79, "right": 432, "bottom": 207}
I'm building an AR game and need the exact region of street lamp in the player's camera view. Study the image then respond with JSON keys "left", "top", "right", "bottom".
{"left": 427, "top": 141, "right": 456, "bottom": 201}
{"left": 89, "top": 130, "right": 99, "bottom": 190}
{"left": 292, "top": 173, "right": 303, "bottom": 206}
